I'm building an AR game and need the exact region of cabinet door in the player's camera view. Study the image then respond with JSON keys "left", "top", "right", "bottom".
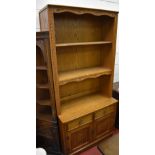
{"left": 94, "top": 113, "right": 115, "bottom": 139}
{"left": 66, "top": 123, "right": 92, "bottom": 153}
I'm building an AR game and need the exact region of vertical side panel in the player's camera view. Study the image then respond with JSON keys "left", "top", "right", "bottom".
{"left": 48, "top": 7, "right": 61, "bottom": 115}
{"left": 44, "top": 37, "right": 57, "bottom": 121}
{"left": 39, "top": 8, "right": 49, "bottom": 31}
{"left": 101, "top": 15, "right": 118, "bottom": 97}
{"left": 108, "top": 15, "right": 118, "bottom": 97}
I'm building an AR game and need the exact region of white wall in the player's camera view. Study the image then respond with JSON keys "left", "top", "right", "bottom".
{"left": 36, "top": 0, "right": 119, "bottom": 82}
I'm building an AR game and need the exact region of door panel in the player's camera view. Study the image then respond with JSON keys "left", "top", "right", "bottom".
{"left": 94, "top": 113, "right": 115, "bottom": 139}
{"left": 67, "top": 123, "right": 92, "bottom": 152}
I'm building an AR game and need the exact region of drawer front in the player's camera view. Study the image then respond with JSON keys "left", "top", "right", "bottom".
{"left": 105, "top": 105, "right": 116, "bottom": 114}
{"left": 67, "top": 114, "right": 92, "bottom": 131}
{"left": 95, "top": 105, "right": 115, "bottom": 119}
{"left": 95, "top": 108, "right": 105, "bottom": 119}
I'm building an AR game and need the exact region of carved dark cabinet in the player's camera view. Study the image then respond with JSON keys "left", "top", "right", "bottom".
{"left": 36, "top": 32, "right": 62, "bottom": 154}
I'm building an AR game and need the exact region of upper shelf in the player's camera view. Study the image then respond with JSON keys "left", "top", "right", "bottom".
{"left": 56, "top": 41, "right": 112, "bottom": 47}
{"left": 59, "top": 67, "right": 112, "bottom": 85}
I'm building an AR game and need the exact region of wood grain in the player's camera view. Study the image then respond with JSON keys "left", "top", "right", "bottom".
{"left": 54, "top": 13, "right": 114, "bottom": 43}
{"left": 67, "top": 124, "right": 92, "bottom": 152}
{"left": 39, "top": 8, "right": 49, "bottom": 31}
{"left": 59, "top": 94, "right": 117, "bottom": 123}
{"left": 95, "top": 105, "right": 115, "bottom": 119}
{"left": 67, "top": 114, "right": 92, "bottom": 131}
{"left": 94, "top": 113, "right": 115, "bottom": 140}
{"left": 60, "top": 78, "right": 101, "bottom": 101}
{"left": 39, "top": 5, "right": 118, "bottom": 155}
{"left": 48, "top": 8, "right": 61, "bottom": 115}
{"left": 52, "top": 5, "right": 117, "bottom": 17}
{"left": 56, "top": 41, "right": 112, "bottom": 47}
{"left": 57, "top": 45, "right": 103, "bottom": 72}
{"left": 59, "top": 67, "right": 112, "bottom": 85}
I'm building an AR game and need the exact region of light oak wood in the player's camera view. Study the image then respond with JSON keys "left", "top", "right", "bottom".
{"left": 50, "top": 5, "right": 117, "bottom": 17}
{"left": 39, "top": 8, "right": 49, "bottom": 31}
{"left": 39, "top": 5, "right": 118, "bottom": 155}
{"left": 54, "top": 12, "right": 114, "bottom": 43}
{"left": 57, "top": 45, "right": 103, "bottom": 72}
{"left": 95, "top": 105, "right": 115, "bottom": 119}
{"left": 67, "top": 123, "right": 93, "bottom": 152}
{"left": 60, "top": 78, "right": 101, "bottom": 102}
{"left": 59, "top": 94, "right": 117, "bottom": 123}
{"left": 94, "top": 113, "right": 115, "bottom": 140}
{"left": 67, "top": 114, "right": 93, "bottom": 131}
{"left": 56, "top": 41, "right": 112, "bottom": 47}
{"left": 59, "top": 67, "right": 112, "bottom": 85}
{"left": 48, "top": 8, "right": 61, "bottom": 115}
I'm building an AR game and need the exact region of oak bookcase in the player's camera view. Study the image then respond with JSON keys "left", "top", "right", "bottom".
{"left": 38, "top": 5, "right": 118, "bottom": 155}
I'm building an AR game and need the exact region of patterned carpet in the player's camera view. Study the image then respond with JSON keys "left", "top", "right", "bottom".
{"left": 79, "top": 146, "right": 102, "bottom": 155}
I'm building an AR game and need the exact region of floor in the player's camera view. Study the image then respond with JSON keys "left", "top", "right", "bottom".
{"left": 98, "top": 133, "right": 119, "bottom": 155}
{"left": 79, "top": 146, "right": 102, "bottom": 155}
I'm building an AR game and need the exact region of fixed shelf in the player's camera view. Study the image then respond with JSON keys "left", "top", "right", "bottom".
{"left": 56, "top": 41, "right": 112, "bottom": 47}
{"left": 59, "top": 67, "right": 112, "bottom": 85}
{"left": 58, "top": 93, "right": 117, "bottom": 123}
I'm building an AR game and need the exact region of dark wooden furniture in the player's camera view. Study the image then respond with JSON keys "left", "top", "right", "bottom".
{"left": 38, "top": 5, "right": 118, "bottom": 155}
{"left": 36, "top": 32, "right": 62, "bottom": 154}
{"left": 113, "top": 82, "right": 119, "bottom": 129}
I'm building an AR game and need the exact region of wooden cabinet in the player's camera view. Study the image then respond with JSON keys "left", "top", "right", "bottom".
{"left": 38, "top": 5, "right": 118, "bottom": 155}
{"left": 61, "top": 105, "right": 116, "bottom": 154}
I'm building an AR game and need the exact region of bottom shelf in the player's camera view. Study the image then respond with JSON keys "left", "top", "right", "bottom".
{"left": 58, "top": 94, "right": 117, "bottom": 123}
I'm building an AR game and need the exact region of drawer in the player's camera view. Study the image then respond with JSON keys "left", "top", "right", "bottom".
{"left": 67, "top": 114, "right": 92, "bottom": 131}
{"left": 95, "top": 105, "right": 115, "bottom": 119}
{"left": 95, "top": 108, "right": 105, "bottom": 119}
{"left": 105, "top": 105, "right": 115, "bottom": 114}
